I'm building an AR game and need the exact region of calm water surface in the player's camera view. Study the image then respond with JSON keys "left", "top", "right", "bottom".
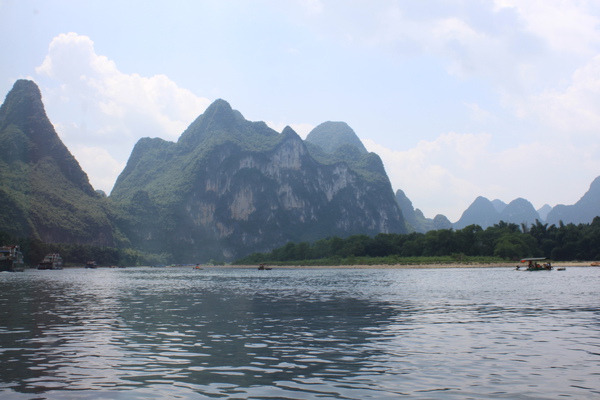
{"left": 0, "top": 267, "right": 599, "bottom": 399}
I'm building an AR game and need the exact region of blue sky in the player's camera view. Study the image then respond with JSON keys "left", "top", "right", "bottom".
{"left": 1, "top": 0, "right": 600, "bottom": 221}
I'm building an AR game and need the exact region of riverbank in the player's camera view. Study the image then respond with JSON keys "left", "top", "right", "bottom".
{"left": 224, "top": 261, "right": 594, "bottom": 269}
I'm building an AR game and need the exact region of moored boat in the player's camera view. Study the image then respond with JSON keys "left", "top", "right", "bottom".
{"left": 0, "top": 245, "right": 25, "bottom": 272}
{"left": 37, "top": 253, "right": 63, "bottom": 270}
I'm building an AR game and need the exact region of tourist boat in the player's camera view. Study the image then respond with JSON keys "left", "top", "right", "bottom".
{"left": 517, "top": 257, "right": 553, "bottom": 271}
{"left": 37, "top": 253, "right": 63, "bottom": 270}
{"left": 258, "top": 263, "right": 272, "bottom": 270}
{"left": 0, "top": 245, "right": 25, "bottom": 272}
{"left": 85, "top": 261, "right": 98, "bottom": 269}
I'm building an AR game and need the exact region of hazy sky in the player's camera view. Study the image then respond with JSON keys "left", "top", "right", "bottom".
{"left": 2, "top": 0, "right": 600, "bottom": 221}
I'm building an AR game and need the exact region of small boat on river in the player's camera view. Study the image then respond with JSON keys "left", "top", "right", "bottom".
{"left": 258, "top": 263, "right": 272, "bottom": 270}
{"left": 0, "top": 245, "right": 25, "bottom": 272}
{"left": 37, "top": 253, "right": 63, "bottom": 270}
{"left": 85, "top": 261, "right": 98, "bottom": 269}
{"left": 517, "top": 257, "right": 553, "bottom": 271}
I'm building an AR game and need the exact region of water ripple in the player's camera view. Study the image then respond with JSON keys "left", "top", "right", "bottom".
{"left": 0, "top": 267, "right": 599, "bottom": 399}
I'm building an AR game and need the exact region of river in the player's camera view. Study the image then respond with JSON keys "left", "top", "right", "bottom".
{"left": 1, "top": 266, "right": 599, "bottom": 399}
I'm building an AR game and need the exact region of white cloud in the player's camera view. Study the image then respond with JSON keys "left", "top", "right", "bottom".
{"left": 311, "top": 1, "right": 598, "bottom": 98}
{"left": 521, "top": 54, "right": 600, "bottom": 133}
{"left": 495, "top": 0, "right": 600, "bottom": 56}
{"left": 353, "top": 2, "right": 527, "bottom": 83}
{"left": 465, "top": 102, "right": 495, "bottom": 123}
{"left": 70, "top": 145, "right": 126, "bottom": 193}
{"left": 35, "top": 32, "right": 211, "bottom": 193}
{"left": 364, "top": 134, "right": 491, "bottom": 221}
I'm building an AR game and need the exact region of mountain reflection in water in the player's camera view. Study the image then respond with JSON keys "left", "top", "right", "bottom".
{"left": 0, "top": 267, "right": 599, "bottom": 399}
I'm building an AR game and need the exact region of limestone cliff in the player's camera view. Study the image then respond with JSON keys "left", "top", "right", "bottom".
{"left": 111, "top": 100, "right": 406, "bottom": 262}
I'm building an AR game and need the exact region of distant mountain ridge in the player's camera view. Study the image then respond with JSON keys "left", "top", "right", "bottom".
{"left": 454, "top": 196, "right": 503, "bottom": 229}
{"left": 546, "top": 176, "right": 600, "bottom": 225}
{"left": 537, "top": 204, "right": 552, "bottom": 221}
{"left": 395, "top": 189, "right": 452, "bottom": 232}
{"left": 1, "top": 79, "right": 598, "bottom": 263}
{"left": 452, "top": 176, "right": 600, "bottom": 229}
{"left": 453, "top": 196, "right": 542, "bottom": 229}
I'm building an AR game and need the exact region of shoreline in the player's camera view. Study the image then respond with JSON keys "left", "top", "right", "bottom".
{"left": 222, "top": 261, "right": 594, "bottom": 270}
{"left": 26, "top": 261, "right": 596, "bottom": 270}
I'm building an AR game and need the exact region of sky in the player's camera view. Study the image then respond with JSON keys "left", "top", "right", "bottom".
{"left": 1, "top": 0, "right": 600, "bottom": 222}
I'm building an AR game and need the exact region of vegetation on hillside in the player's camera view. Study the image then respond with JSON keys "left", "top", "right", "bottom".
{"left": 235, "top": 218, "right": 600, "bottom": 265}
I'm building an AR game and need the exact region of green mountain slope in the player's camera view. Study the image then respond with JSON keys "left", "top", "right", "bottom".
{"left": 0, "top": 80, "right": 114, "bottom": 245}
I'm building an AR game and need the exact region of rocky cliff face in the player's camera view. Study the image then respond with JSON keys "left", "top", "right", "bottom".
{"left": 0, "top": 80, "right": 115, "bottom": 245}
{"left": 111, "top": 100, "right": 406, "bottom": 262}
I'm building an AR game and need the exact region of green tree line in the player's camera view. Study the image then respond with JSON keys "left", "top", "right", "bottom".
{"left": 235, "top": 218, "right": 600, "bottom": 265}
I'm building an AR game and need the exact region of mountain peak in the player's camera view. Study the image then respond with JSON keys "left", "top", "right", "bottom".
{"left": 177, "top": 98, "right": 278, "bottom": 148}
{"left": 454, "top": 196, "right": 499, "bottom": 229}
{"left": 0, "top": 79, "right": 95, "bottom": 195}
{"left": 205, "top": 98, "right": 233, "bottom": 113}
{"left": 8, "top": 79, "right": 41, "bottom": 99}
{"left": 0, "top": 79, "right": 45, "bottom": 130}
{"left": 0, "top": 80, "right": 112, "bottom": 245}
{"left": 491, "top": 199, "right": 507, "bottom": 213}
{"left": 6, "top": 79, "right": 42, "bottom": 100}
{"left": 281, "top": 125, "right": 300, "bottom": 137}
{"left": 500, "top": 198, "right": 540, "bottom": 225}
{"left": 305, "top": 121, "right": 368, "bottom": 154}
{"left": 201, "top": 98, "right": 242, "bottom": 125}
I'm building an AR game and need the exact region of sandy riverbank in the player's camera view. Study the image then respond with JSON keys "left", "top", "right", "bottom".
{"left": 221, "top": 261, "right": 595, "bottom": 270}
